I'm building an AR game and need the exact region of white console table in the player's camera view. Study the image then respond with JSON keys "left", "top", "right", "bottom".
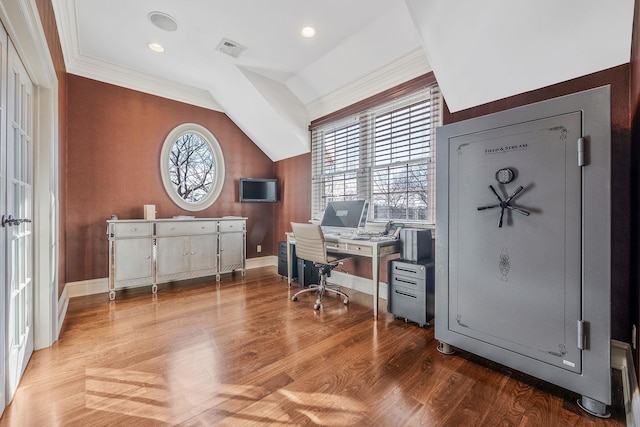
{"left": 107, "top": 217, "right": 246, "bottom": 300}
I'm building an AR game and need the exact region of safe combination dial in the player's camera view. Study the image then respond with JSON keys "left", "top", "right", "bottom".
{"left": 477, "top": 168, "right": 531, "bottom": 228}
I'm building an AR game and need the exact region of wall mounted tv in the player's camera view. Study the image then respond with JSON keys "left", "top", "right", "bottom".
{"left": 239, "top": 178, "right": 278, "bottom": 202}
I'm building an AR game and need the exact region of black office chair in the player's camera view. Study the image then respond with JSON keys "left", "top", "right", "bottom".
{"left": 290, "top": 222, "right": 350, "bottom": 310}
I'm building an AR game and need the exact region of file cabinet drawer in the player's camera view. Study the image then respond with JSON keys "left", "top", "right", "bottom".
{"left": 390, "top": 260, "right": 429, "bottom": 281}
{"left": 390, "top": 274, "right": 426, "bottom": 293}
{"left": 388, "top": 286, "right": 428, "bottom": 325}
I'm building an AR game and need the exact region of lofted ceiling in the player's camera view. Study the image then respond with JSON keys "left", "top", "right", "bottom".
{"left": 51, "top": 0, "right": 635, "bottom": 162}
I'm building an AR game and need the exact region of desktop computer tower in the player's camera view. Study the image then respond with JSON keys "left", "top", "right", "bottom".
{"left": 277, "top": 241, "right": 297, "bottom": 279}
{"left": 399, "top": 228, "right": 432, "bottom": 262}
{"left": 297, "top": 258, "right": 319, "bottom": 288}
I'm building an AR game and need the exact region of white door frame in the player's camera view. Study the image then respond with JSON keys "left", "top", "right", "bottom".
{"left": 0, "top": 0, "right": 57, "bottom": 416}
{"left": 0, "top": 0, "right": 59, "bottom": 356}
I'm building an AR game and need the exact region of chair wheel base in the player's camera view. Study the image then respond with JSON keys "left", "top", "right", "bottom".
{"left": 343, "top": 299, "right": 349, "bottom": 305}
{"left": 313, "top": 303, "right": 321, "bottom": 310}
{"left": 292, "top": 296, "right": 298, "bottom": 301}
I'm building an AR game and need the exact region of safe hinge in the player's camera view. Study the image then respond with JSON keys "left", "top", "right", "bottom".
{"left": 577, "top": 320, "right": 587, "bottom": 350}
{"left": 577, "top": 137, "right": 585, "bottom": 167}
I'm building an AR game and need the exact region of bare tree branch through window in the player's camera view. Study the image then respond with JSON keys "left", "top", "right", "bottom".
{"left": 161, "top": 123, "right": 225, "bottom": 211}
{"left": 168, "top": 132, "right": 215, "bottom": 203}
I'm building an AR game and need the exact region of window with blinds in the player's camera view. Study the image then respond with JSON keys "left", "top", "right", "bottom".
{"left": 311, "top": 82, "right": 441, "bottom": 224}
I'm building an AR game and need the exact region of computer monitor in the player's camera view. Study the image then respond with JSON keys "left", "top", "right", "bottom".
{"left": 320, "top": 200, "right": 369, "bottom": 229}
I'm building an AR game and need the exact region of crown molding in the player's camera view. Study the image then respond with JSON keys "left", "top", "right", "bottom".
{"left": 51, "top": 0, "right": 222, "bottom": 111}
{"left": 306, "top": 48, "right": 431, "bottom": 121}
{"left": 66, "top": 54, "right": 222, "bottom": 111}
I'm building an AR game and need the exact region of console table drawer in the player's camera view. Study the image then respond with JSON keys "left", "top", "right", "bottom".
{"left": 113, "top": 222, "right": 152, "bottom": 238}
{"left": 219, "top": 220, "right": 245, "bottom": 232}
{"left": 156, "top": 221, "right": 217, "bottom": 236}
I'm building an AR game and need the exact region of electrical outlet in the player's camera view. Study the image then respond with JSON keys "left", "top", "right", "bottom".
{"left": 257, "top": 245, "right": 262, "bottom": 253}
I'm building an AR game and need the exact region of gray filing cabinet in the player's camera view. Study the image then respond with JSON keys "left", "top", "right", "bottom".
{"left": 388, "top": 259, "right": 434, "bottom": 327}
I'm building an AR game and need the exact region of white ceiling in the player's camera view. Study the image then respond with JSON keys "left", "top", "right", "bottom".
{"left": 51, "top": 0, "right": 635, "bottom": 162}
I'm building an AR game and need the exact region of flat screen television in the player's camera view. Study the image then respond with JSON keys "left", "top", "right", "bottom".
{"left": 239, "top": 178, "right": 278, "bottom": 202}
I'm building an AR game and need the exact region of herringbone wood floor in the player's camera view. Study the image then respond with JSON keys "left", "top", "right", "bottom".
{"left": 0, "top": 267, "right": 625, "bottom": 426}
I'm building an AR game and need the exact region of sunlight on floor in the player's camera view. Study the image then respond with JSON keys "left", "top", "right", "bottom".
{"left": 84, "top": 367, "right": 367, "bottom": 425}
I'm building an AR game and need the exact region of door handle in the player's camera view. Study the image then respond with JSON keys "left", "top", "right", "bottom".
{"left": 2, "top": 215, "right": 32, "bottom": 227}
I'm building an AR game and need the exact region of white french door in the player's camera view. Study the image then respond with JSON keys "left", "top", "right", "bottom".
{"left": 4, "top": 37, "right": 34, "bottom": 403}
{"left": 0, "top": 23, "right": 6, "bottom": 413}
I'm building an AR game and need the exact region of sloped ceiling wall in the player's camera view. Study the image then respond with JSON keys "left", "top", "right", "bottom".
{"left": 406, "top": 0, "right": 634, "bottom": 112}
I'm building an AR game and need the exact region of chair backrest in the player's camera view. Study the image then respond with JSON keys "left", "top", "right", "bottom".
{"left": 290, "top": 222, "right": 328, "bottom": 264}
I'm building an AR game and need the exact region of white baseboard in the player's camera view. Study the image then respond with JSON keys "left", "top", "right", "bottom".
{"left": 57, "top": 284, "right": 69, "bottom": 338}
{"left": 64, "top": 257, "right": 280, "bottom": 299}
{"left": 246, "top": 255, "right": 278, "bottom": 269}
{"left": 66, "top": 277, "right": 108, "bottom": 298}
{"left": 328, "top": 270, "right": 388, "bottom": 300}
{"left": 611, "top": 339, "right": 640, "bottom": 426}
{"left": 62, "top": 258, "right": 381, "bottom": 300}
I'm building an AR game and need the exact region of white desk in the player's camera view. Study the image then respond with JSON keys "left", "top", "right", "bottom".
{"left": 286, "top": 232, "right": 400, "bottom": 319}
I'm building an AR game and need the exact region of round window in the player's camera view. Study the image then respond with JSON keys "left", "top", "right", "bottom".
{"left": 160, "top": 123, "right": 225, "bottom": 211}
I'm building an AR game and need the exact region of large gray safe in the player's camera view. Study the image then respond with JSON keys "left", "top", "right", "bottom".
{"left": 435, "top": 86, "right": 611, "bottom": 415}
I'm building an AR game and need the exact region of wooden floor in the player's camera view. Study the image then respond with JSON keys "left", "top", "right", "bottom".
{"left": 0, "top": 267, "right": 625, "bottom": 426}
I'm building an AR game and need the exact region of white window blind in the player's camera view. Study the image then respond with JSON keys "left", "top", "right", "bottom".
{"left": 311, "top": 82, "right": 441, "bottom": 224}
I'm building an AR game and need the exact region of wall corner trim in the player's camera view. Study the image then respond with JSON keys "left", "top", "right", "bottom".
{"left": 611, "top": 339, "right": 640, "bottom": 426}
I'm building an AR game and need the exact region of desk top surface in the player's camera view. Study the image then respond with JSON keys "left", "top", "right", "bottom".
{"left": 286, "top": 232, "right": 399, "bottom": 248}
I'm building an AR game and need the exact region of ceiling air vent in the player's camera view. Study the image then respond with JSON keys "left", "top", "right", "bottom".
{"left": 216, "top": 38, "right": 247, "bottom": 58}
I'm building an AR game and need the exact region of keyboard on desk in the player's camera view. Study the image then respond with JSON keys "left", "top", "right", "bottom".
{"left": 322, "top": 227, "right": 391, "bottom": 242}
{"left": 323, "top": 233, "right": 377, "bottom": 242}
{"left": 323, "top": 233, "right": 346, "bottom": 242}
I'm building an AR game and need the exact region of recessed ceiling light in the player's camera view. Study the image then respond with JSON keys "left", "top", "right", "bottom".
{"left": 301, "top": 26, "right": 316, "bottom": 38}
{"left": 148, "top": 42, "right": 165, "bottom": 53}
{"left": 148, "top": 11, "right": 178, "bottom": 32}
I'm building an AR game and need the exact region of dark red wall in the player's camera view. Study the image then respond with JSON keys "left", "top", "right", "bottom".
{"left": 66, "top": 75, "right": 276, "bottom": 283}
{"left": 274, "top": 152, "right": 312, "bottom": 248}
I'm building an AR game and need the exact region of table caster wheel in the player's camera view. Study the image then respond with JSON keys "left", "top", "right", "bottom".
{"left": 108, "top": 290, "right": 116, "bottom": 301}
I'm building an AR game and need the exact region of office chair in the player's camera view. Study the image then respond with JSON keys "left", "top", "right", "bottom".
{"left": 290, "top": 222, "right": 350, "bottom": 310}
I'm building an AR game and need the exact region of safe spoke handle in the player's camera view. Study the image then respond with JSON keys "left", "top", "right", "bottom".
{"left": 507, "top": 205, "right": 531, "bottom": 216}
{"left": 477, "top": 204, "right": 499, "bottom": 211}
